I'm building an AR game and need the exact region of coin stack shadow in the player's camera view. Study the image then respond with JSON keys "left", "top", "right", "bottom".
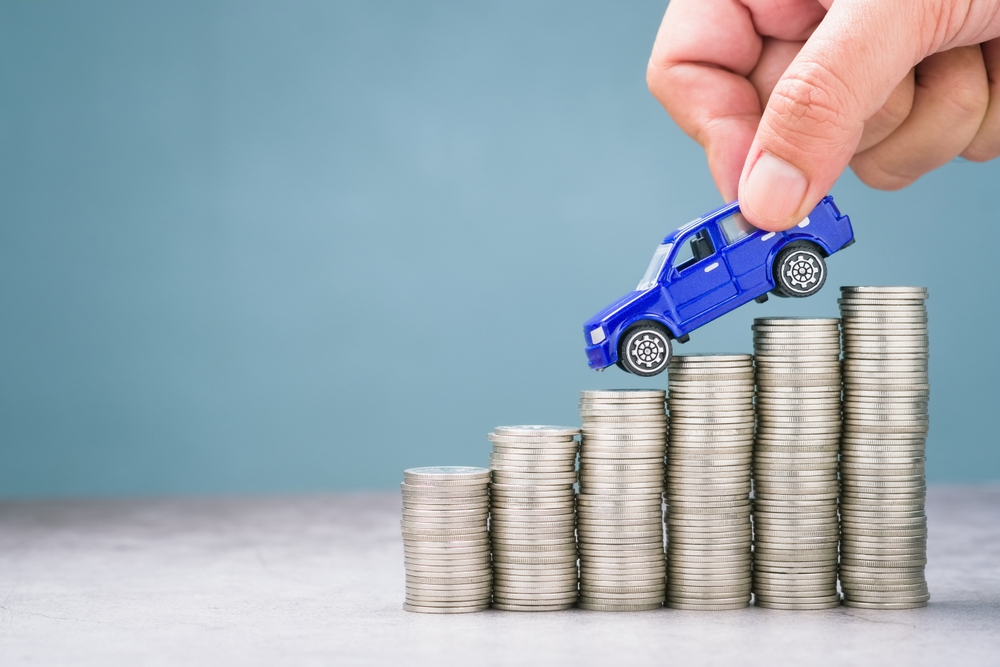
{"left": 665, "top": 355, "right": 755, "bottom": 610}
{"left": 752, "top": 318, "right": 842, "bottom": 609}
{"left": 488, "top": 425, "right": 581, "bottom": 611}
{"left": 838, "top": 286, "right": 930, "bottom": 608}
{"left": 401, "top": 466, "right": 493, "bottom": 613}
{"left": 577, "top": 389, "right": 667, "bottom": 611}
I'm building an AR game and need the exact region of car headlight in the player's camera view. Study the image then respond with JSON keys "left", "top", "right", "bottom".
{"left": 590, "top": 326, "right": 606, "bottom": 345}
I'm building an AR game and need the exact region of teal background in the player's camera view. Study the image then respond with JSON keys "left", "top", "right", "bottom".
{"left": 1, "top": 0, "right": 997, "bottom": 498}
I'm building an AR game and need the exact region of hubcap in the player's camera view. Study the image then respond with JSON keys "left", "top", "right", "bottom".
{"left": 628, "top": 331, "right": 667, "bottom": 370}
{"left": 783, "top": 251, "right": 822, "bottom": 291}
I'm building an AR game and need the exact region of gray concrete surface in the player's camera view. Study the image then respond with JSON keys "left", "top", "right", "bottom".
{"left": 0, "top": 486, "right": 998, "bottom": 666}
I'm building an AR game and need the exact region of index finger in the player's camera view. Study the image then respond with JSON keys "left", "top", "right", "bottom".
{"left": 647, "top": 0, "right": 825, "bottom": 201}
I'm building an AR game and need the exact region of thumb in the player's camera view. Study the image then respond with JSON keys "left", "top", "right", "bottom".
{"left": 737, "top": 0, "right": 925, "bottom": 230}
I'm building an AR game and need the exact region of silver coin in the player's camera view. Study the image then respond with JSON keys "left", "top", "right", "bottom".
{"left": 402, "top": 546, "right": 492, "bottom": 558}
{"left": 492, "top": 424, "right": 581, "bottom": 437}
{"left": 753, "top": 570, "right": 834, "bottom": 581}
{"left": 581, "top": 570, "right": 666, "bottom": 582}
{"left": 583, "top": 415, "right": 668, "bottom": 424}
{"left": 585, "top": 460, "right": 665, "bottom": 469}
{"left": 581, "top": 389, "right": 666, "bottom": 399}
{"left": 399, "top": 494, "right": 491, "bottom": 508}
{"left": 405, "top": 581, "right": 493, "bottom": 593}
{"left": 839, "top": 576, "right": 927, "bottom": 587}
{"left": 403, "top": 466, "right": 491, "bottom": 483}
{"left": 840, "top": 530, "right": 927, "bottom": 540}
{"left": 577, "top": 496, "right": 663, "bottom": 506}
{"left": 492, "top": 566, "right": 577, "bottom": 578}
{"left": 401, "top": 513, "right": 490, "bottom": 525}
{"left": 839, "top": 581, "right": 929, "bottom": 593}
{"left": 574, "top": 601, "right": 663, "bottom": 612}
{"left": 578, "top": 595, "right": 666, "bottom": 607}
{"left": 489, "top": 481, "right": 575, "bottom": 493}
{"left": 579, "top": 399, "right": 666, "bottom": 408}
{"left": 403, "top": 602, "right": 491, "bottom": 614}
{"left": 493, "top": 573, "right": 578, "bottom": 584}
{"left": 402, "top": 577, "right": 492, "bottom": 590}
{"left": 400, "top": 484, "right": 490, "bottom": 496}
{"left": 489, "top": 457, "right": 577, "bottom": 467}
{"left": 840, "top": 285, "right": 927, "bottom": 295}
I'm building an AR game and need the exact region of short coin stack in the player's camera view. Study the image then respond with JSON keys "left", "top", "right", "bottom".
{"left": 488, "top": 425, "right": 581, "bottom": 611}
{"left": 665, "top": 355, "right": 755, "bottom": 610}
{"left": 839, "top": 286, "right": 930, "bottom": 608}
{"left": 577, "top": 389, "right": 667, "bottom": 611}
{"left": 401, "top": 466, "right": 492, "bottom": 613}
{"left": 752, "top": 318, "right": 842, "bottom": 609}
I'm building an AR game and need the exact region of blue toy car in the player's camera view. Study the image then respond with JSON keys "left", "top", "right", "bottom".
{"left": 583, "top": 196, "right": 854, "bottom": 376}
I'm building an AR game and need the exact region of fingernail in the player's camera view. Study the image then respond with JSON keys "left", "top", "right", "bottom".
{"left": 744, "top": 152, "right": 808, "bottom": 225}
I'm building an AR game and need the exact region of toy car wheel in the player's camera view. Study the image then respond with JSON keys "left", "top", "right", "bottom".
{"left": 619, "top": 324, "right": 672, "bottom": 377}
{"left": 773, "top": 244, "right": 827, "bottom": 297}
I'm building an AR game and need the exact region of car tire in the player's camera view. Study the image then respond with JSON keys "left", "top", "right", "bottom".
{"left": 773, "top": 243, "right": 827, "bottom": 298}
{"left": 619, "top": 323, "right": 672, "bottom": 377}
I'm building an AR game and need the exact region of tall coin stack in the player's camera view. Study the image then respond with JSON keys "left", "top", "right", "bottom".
{"left": 752, "top": 318, "right": 842, "bottom": 609}
{"left": 839, "top": 286, "right": 930, "bottom": 609}
{"left": 488, "top": 425, "right": 581, "bottom": 611}
{"left": 665, "top": 355, "right": 755, "bottom": 610}
{"left": 577, "top": 389, "right": 667, "bottom": 611}
{"left": 401, "top": 466, "right": 493, "bottom": 613}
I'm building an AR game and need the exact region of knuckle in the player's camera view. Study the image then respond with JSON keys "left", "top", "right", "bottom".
{"left": 849, "top": 154, "right": 916, "bottom": 191}
{"left": 878, "top": 92, "right": 913, "bottom": 129}
{"left": 766, "top": 61, "right": 859, "bottom": 149}
{"left": 919, "top": 47, "right": 990, "bottom": 120}
{"left": 962, "top": 136, "right": 1000, "bottom": 162}
{"left": 942, "top": 77, "right": 990, "bottom": 120}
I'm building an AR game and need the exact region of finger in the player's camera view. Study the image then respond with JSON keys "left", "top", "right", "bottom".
{"left": 747, "top": 37, "right": 915, "bottom": 154}
{"left": 749, "top": 38, "right": 805, "bottom": 111}
{"left": 856, "top": 69, "right": 915, "bottom": 153}
{"left": 851, "top": 46, "right": 989, "bottom": 190}
{"left": 962, "top": 38, "right": 1000, "bottom": 161}
{"left": 647, "top": 0, "right": 764, "bottom": 200}
{"left": 737, "top": 0, "right": 926, "bottom": 230}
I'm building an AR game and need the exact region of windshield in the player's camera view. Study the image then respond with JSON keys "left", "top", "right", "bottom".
{"left": 637, "top": 243, "right": 672, "bottom": 291}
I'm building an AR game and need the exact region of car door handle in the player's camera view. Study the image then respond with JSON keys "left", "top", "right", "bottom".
{"left": 704, "top": 262, "right": 719, "bottom": 273}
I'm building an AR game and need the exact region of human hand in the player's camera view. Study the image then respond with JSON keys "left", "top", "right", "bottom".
{"left": 647, "top": 0, "right": 1000, "bottom": 231}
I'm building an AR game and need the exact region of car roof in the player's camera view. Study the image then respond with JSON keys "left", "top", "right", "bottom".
{"left": 662, "top": 200, "right": 741, "bottom": 244}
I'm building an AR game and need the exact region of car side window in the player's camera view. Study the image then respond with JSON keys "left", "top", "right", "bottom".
{"left": 719, "top": 212, "right": 755, "bottom": 245}
{"left": 672, "top": 229, "right": 716, "bottom": 272}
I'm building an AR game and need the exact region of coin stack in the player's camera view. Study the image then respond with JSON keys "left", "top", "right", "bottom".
{"left": 665, "top": 355, "right": 755, "bottom": 610}
{"left": 577, "top": 389, "right": 667, "bottom": 611}
{"left": 839, "top": 286, "right": 930, "bottom": 609}
{"left": 401, "top": 466, "right": 493, "bottom": 613}
{"left": 752, "top": 318, "right": 842, "bottom": 609}
{"left": 488, "top": 425, "right": 581, "bottom": 611}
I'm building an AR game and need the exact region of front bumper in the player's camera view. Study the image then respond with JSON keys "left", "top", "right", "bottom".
{"left": 585, "top": 342, "right": 614, "bottom": 370}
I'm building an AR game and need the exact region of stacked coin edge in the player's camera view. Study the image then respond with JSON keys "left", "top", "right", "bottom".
{"left": 578, "top": 389, "right": 667, "bottom": 611}
{"left": 666, "top": 354, "right": 755, "bottom": 610}
{"left": 839, "top": 286, "right": 931, "bottom": 609}
{"left": 752, "top": 318, "right": 842, "bottom": 610}
{"left": 401, "top": 466, "right": 493, "bottom": 613}
{"left": 489, "top": 425, "right": 581, "bottom": 611}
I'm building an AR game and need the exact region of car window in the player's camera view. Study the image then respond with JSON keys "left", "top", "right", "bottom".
{"left": 719, "top": 211, "right": 754, "bottom": 245}
{"left": 636, "top": 243, "right": 673, "bottom": 291}
{"left": 672, "top": 229, "right": 716, "bottom": 272}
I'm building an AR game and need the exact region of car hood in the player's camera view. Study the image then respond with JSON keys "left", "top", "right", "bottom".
{"left": 584, "top": 289, "right": 650, "bottom": 330}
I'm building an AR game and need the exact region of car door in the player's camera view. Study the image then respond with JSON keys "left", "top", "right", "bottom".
{"left": 718, "top": 209, "right": 783, "bottom": 292}
{"left": 664, "top": 224, "right": 737, "bottom": 324}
